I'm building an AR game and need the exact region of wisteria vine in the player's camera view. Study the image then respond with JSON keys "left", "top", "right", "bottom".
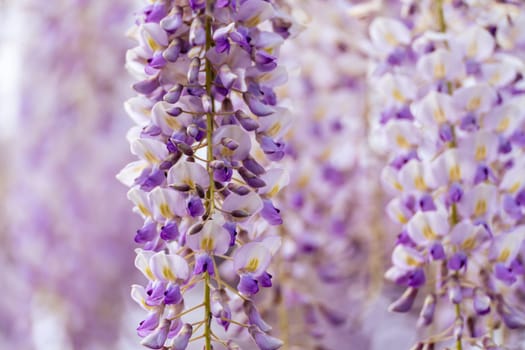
{"left": 119, "top": 0, "right": 293, "bottom": 349}
{"left": 373, "top": 1, "right": 525, "bottom": 349}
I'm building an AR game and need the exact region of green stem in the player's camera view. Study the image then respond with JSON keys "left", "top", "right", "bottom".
{"left": 454, "top": 304, "right": 463, "bottom": 350}
{"left": 203, "top": 2, "right": 215, "bottom": 350}
{"left": 436, "top": 0, "right": 446, "bottom": 32}
{"left": 436, "top": 2, "right": 462, "bottom": 349}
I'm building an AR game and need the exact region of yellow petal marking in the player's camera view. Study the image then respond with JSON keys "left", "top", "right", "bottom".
{"left": 422, "top": 225, "right": 437, "bottom": 240}
{"left": 414, "top": 176, "right": 427, "bottom": 191}
{"left": 449, "top": 164, "right": 461, "bottom": 182}
{"left": 433, "top": 108, "right": 446, "bottom": 123}
{"left": 159, "top": 203, "right": 173, "bottom": 219}
{"left": 201, "top": 237, "right": 214, "bottom": 252}
{"left": 396, "top": 135, "right": 411, "bottom": 148}
{"left": 144, "top": 151, "right": 159, "bottom": 164}
{"left": 474, "top": 200, "right": 487, "bottom": 217}
{"left": 498, "top": 248, "right": 510, "bottom": 263}
{"left": 162, "top": 266, "right": 176, "bottom": 281}
{"left": 434, "top": 63, "right": 446, "bottom": 79}
{"left": 245, "top": 258, "right": 260, "bottom": 273}
{"left": 475, "top": 145, "right": 487, "bottom": 162}
{"left": 138, "top": 204, "right": 151, "bottom": 217}
{"left": 467, "top": 96, "right": 481, "bottom": 111}
{"left": 497, "top": 117, "right": 510, "bottom": 133}
{"left": 392, "top": 89, "right": 405, "bottom": 103}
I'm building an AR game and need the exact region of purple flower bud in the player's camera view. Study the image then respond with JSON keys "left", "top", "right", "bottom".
{"left": 187, "top": 57, "right": 201, "bottom": 84}
{"left": 387, "top": 47, "right": 406, "bottom": 66}
{"left": 189, "top": 17, "right": 205, "bottom": 46}
{"left": 448, "top": 252, "right": 468, "bottom": 271}
{"left": 140, "top": 168, "right": 165, "bottom": 192}
{"left": 259, "top": 136, "right": 285, "bottom": 161}
{"left": 494, "top": 262, "right": 517, "bottom": 285}
{"left": 236, "top": 113, "right": 260, "bottom": 131}
{"left": 223, "top": 222, "right": 237, "bottom": 246}
{"left": 460, "top": 113, "right": 479, "bottom": 132}
{"left": 244, "top": 300, "right": 272, "bottom": 332}
{"left": 473, "top": 164, "right": 489, "bottom": 185}
{"left": 465, "top": 60, "right": 481, "bottom": 75}
{"left": 397, "top": 230, "right": 416, "bottom": 246}
{"left": 146, "top": 281, "right": 167, "bottom": 306}
{"left": 418, "top": 294, "right": 436, "bottom": 326}
{"left": 160, "top": 221, "right": 179, "bottom": 241}
{"left": 439, "top": 123, "right": 454, "bottom": 143}
{"left": 164, "top": 284, "right": 182, "bottom": 305}
{"left": 149, "top": 51, "right": 167, "bottom": 70}
{"left": 141, "top": 124, "right": 163, "bottom": 137}
{"left": 163, "top": 39, "right": 182, "bottom": 62}
{"left": 238, "top": 167, "right": 266, "bottom": 188}
{"left": 221, "top": 137, "right": 239, "bottom": 151}
{"left": 503, "top": 195, "right": 522, "bottom": 220}
{"left": 254, "top": 50, "right": 277, "bottom": 72}
{"left": 388, "top": 287, "right": 418, "bottom": 313}
{"left": 419, "top": 194, "right": 436, "bottom": 211}
{"left": 473, "top": 289, "right": 491, "bottom": 316}
{"left": 408, "top": 268, "right": 426, "bottom": 288}
{"left": 171, "top": 324, "right": 193, "bottom": 350}
{"left": 396, "top": 105, "right": 414, "bottom": 120}
{"left": 189, "top": 0, "right": 205, "bottom": 11}
{"left": 447, "top": 183, "right": 463, "bottom": 204}
{"left": 261, "top": 200, "right": 282, "bottom": 225}
{"left": 214, "top": 166, "right": 233, "bottom": 182}
{"left": 137, "top": 312, "right": 161, "bottom": 337}
{"left": 516, "top": 189, "right": 525, "bottom": 206}
{"left": 187, "top": 196, "right": 205, "bottom": 217}
{"left": 238, "top": 275, "right": 259, "bottom": 296}
{"left": 135, "top": 220, "right": 157, "bottom": 244}
{"left": 166, "top": 106, "right": 183, "bottom": 117}
{"left": 133, "top": 76, "right": 159, "bottom": 95}
{"left": 249, "top": 326, "right": 283, "bottom": 350}
{"left": 193, "top": 253, "right": 214, "bottom": 275}
{"left": 145, "top": 3, "right": 168, "bottom": 23}
{"left": 243, "top": 157, "right": 266, "bottom": 175}
{"left": 244, "top": 93, "right": 274, "bottom": 117}
{"left": 164, "top": 84, "right": 183, "bottom": 104}
{"left": 140, "top": 319, "right": 170, "bottom": 349}
{"left": 511, "top": 130, "right": 525, "bottom": 146}
{"left": 429, "top": 242, "right": 445, "bottom": 260}
{"left": 227, "top": 183, "right": 251, "bottom": 195}
{"left": 160, "top": 9, "right": 182, "bottom": 32}
{"left": 258, "top": 271, "right": 272, "bottom": 288}
{"left": 498, "top": 137, "right": 512, "bottom": 154}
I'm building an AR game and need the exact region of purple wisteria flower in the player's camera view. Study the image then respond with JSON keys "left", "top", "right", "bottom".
{"left": 119, "top": 1, "right": 293, "bottom": 349}
{"left": 373, "top": 1, "right": 525, "bottom": 348}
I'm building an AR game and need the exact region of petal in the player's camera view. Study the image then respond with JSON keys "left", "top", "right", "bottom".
{"left": 167, "top": 160, "right": 210, "bottom": 190}
{"left": 234, "top": 242, "right": 271, "bottom": 277}
{"left": 150, "top": 251, "right": 190, "bottom": 282}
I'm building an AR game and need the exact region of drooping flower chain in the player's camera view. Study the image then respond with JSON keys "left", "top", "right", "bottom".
{"left": 120, "top": 1, "right": 292, "bottom": 349}
{"left": 372, "top": 1, "right": 525, "bottom": 348}
{"left": 266, "top": 0, "right": 392, "bottom": 347}
{"left": 6, "top": 0, "right": 138, "bottom": 348}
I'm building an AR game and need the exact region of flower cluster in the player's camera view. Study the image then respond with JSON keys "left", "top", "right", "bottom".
{"left": 372, "top": 1, "right": 525, "bottom": 348}
{"left": 5, "top": 0, "right": 139, "bottom": 349}
{"left": 119, "top": 1, "right": 293, "bottom": 349}
{"left": 262, "top": 1, "right": 399, "bottom": 348}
